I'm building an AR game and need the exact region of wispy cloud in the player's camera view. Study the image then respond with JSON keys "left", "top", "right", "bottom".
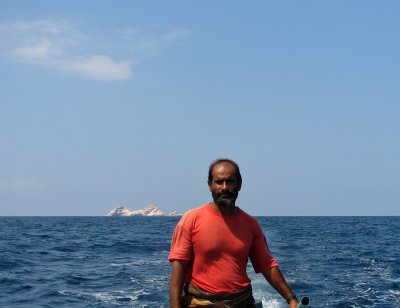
{"left": 0, "top": 19, "right": 190, "bottom": 81}
{"left": 117, "top": 26, "right": 191, "bottom": 57}
{"left": 14, "top": 39, "right": 54, "bottom": 59}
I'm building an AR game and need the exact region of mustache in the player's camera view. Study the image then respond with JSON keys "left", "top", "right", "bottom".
{"left": 216, "top": 191, "right": 235, "bottom": 197}
{"left": 213, "top": 191, "right": 238, "bottom": 207}
{"left": 216, "top": 194, "right": 235, "bottom": 200}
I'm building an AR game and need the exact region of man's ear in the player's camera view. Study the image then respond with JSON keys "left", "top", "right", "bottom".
{"left": 208, "top": 181, "right": 212, "bottom": 191}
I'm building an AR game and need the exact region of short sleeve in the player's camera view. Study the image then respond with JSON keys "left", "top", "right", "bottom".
{"left": 249, "top": 222, "right": 278, "bottom": 273}
{"left": 168, "top": 224, "right": 193, "bottom": 262}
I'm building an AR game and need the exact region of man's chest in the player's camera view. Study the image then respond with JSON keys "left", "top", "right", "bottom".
{"left": 191, "top": 220, "right": 253, "bottom": 257}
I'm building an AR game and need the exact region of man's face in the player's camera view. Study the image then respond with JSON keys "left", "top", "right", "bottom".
{"left": 208, "top": 162, "right": 241, "bottom": 207}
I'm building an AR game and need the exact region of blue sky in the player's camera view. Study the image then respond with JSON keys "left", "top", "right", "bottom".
{"left": 1, "top": 1, "right": 399, "bottom": 216}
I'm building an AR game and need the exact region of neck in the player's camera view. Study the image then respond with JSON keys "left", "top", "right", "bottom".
{"left": 210, "top": 202, "right": 238, "bottom": 216}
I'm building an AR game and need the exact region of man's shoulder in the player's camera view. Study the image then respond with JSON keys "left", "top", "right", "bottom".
{"left": 178, "top": 204, "right": 210, "bottom": 224}
{"left": 183, "top": 204, "right": 209, "bottom": 216}
{"left": 237, "top": 208, "right": 261, "bottom": 224}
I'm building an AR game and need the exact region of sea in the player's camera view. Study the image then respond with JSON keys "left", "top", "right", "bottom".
{"left": 0, "top": 216, "right": 399, "bottom": 307}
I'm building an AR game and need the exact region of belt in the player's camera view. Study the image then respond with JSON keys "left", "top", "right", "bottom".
{"left": 182, "top": 283, "right": 255, "bottom": 308}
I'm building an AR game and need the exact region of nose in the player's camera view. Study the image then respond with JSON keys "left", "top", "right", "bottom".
{"left": 221, "top": 181, "right": 229, "bottom": 191}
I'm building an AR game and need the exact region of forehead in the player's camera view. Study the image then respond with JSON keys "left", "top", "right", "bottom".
{"left": 211, "top": 162, "right": 236, "bottom": 178}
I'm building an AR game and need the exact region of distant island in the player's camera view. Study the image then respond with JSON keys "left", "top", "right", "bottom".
{"left": 106, "top": 204, "right": 181, "bottom": 217}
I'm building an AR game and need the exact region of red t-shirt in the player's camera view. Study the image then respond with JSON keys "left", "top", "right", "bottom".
{"left": 168, "top": 204, "right": 278, "bottom": 294}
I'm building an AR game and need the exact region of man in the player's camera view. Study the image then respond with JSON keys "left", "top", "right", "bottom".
{"left": 169, "top": 159, "right": 299, "bottom": 307}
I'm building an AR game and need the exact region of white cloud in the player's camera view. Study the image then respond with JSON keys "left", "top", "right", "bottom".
{"left": 13, "top": 39, "right": 55, "bottom": 60}
{"left": 0, "top": 19, "right": 190, "bottom": 81}
{"left": 68, "top": 55, "right": 132, "bottom": 81}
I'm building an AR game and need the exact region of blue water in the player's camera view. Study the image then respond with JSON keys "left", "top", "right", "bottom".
{"left": 0, "top": 216, "right": 399, "bottom": 307}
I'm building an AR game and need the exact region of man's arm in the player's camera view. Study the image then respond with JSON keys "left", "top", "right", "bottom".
{"left": 262, "top": 266, "right": 299, "bottom": 307}
{"left": 169, "top": 260, "right": 189, "bottom": 308}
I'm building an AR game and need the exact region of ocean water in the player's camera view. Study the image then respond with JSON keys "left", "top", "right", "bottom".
{"left": 0, "top": 216, "right": 399, "bottom": 307}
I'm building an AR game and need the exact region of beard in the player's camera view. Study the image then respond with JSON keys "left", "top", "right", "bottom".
{"left": 212, "top": 191, "right": 238, "bottom": 207}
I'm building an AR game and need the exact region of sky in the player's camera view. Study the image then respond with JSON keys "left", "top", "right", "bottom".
{"left": 1, "top": 1, "right": 399, "bottom": 216}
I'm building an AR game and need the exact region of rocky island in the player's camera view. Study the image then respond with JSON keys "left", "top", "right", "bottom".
{"left": 106, "top": 204, "right": 181, "bottom": 217}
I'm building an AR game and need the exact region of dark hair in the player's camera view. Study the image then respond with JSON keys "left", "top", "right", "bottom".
{"left": 208, "top": 158, "right": 242, "bottom": 184}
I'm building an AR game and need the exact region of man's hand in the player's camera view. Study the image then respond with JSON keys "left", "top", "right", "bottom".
{"left": 289, "top": 298, "right": 299, "bottom": 307}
